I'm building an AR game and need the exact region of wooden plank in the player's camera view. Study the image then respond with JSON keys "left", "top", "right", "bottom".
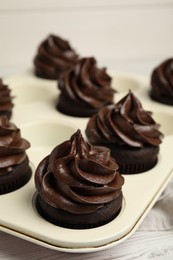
{"left": 0, "top": 2, "right": 172, "bottom": 69}
{"left": 0, "top": 0, "right": 172, "bottom": 11}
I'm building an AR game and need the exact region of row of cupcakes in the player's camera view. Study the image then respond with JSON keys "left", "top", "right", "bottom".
{"left": 0, "top": 60, "right": 124, "bottom": 229}
{"left": 0, "top": 113, "right": 124, "bottom": 229}
{"left": 0, "top": 33, "right": 170, "bottom": 231}
{"left": 1, "top": 34, "right": 172, "bottom": 121}
{"left": 1, "top": 34, "right": 173, "bottom": 121}
{"left": 32, "top": 35, "right": 166, "bottom": 228}
{"left": 0, "top": 86, "right": 163, "bottom": 228}
{"left": 35, "top": 89, "right": 163, "bottom": 229}
{"left": 33, "top": 34, "right": 173, "bottom": 106}
{"left": 33, "top": 35, "right": 164, "bottom": 174}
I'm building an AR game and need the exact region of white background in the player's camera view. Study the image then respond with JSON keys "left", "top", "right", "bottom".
{"left": 0, "top": 0, "right": 173, "bottom": 75}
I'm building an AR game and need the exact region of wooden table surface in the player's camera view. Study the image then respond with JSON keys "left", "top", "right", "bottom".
{"left": 0, "top": 230, "right": 173, "bottom": 259}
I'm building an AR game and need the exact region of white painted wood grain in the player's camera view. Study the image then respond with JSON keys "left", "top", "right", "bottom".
{"left": 0, "top": 1, "right": 173, "bottom": 70}
{"left": 0, "top": 230, "right": 173, "bottom": 259}
{"left": 0, "top": 0, "right": 173, "bottom": 11}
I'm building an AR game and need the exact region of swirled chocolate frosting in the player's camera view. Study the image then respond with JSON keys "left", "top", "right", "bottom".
{"left": 0, "top": 116, "right": 30, "bottom": 175}
{"left": 151, "top": 58, "right": 173, "bottom": 104}
{"left": 57, "top": 57, "right": 115, "bottom": 115}
{"left": 0, "top": 79, "right": 13, "bottom": 118}
{"left": 34, "top": 34, "right": 79, "bottom": 79}
{"left": 86, "top": 91, "right": 163, "bottom": 148}
{"left": 35, "top": 130, "right": 124, "bottom": 214}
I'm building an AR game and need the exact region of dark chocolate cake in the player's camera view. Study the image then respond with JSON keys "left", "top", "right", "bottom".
{"left": 86, "top": 90, "right": 163, "bottom": 174}
{"left": 0, "top": 79, "right": 13, "bottom": 120}
{"left": 0, "top": 116, "right": 32, "bottom": 194}
{"left": 56, "top": 57, "right": 115, "bottom": 117}
{"left": 150, "top": 58, "right": 173, "bottom": 105}
{"left": 35, "top": 130, "right": 124, "bottom": 229}
{"left": 34, "top": 34, "right": 79, "bottom": 80}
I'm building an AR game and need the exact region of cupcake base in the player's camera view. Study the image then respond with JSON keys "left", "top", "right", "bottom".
{"left": 0, "top": 157, "right": 32, "bottom": 195}
{"left": 0, "top": 110, "right": 12, "bottom": 120}
{"left": 96, "top": 144, "right": 159, "bottom": 174}
{"left": 150, "top": 91, "right": 173, "bottom": 105}
{"left": 34, "top": 68, "right": 58, "bottom": 80}
{"left": 56, "top": 93, "right": 102, "bottom": 117}
{"left": 35, "top": 192, "right": 123, "bottom": 229}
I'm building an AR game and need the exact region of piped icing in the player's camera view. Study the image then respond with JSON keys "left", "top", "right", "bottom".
{"left": 58, "top": 57, "right": 115, "bottom": 110}
{"left": 35, "top": 130, "right": 124, "bottom": 214}
{"left": 151, "top": 58, "right": 173, "bottom": 102}
{"left": 0, "top": 116, "right": 30, "bottom": 175}
{"left": 86, "top": 90, "right": 163, "bottom": 148}
{"left": 34, "top": 34, "right": 79, "bottom": 79}
{"left": 0, "top": 79, "right": 13, "bottom": 115}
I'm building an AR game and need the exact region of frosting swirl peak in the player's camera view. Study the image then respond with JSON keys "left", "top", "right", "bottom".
{"left": 86, "top": 91, "right": 163, "bottom": 148}
{"left": 151, "top": 58, "right": 173, "bottom": 105}
{"left": 0, "top": 79, "right": 13, "bottom": 119}
{"left": 0, "top": 116, "right": 30, "bottom": 175}
{"left": 34, "top": 34, "right": 79, "bottom": 79}
{"left": 57, "top": 57, "right": 115, "bottom": 116}
{"left": 35, "top": 130, "right": 124, "bottom": 214}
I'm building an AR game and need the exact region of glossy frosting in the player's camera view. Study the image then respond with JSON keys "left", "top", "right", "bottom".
{"left": 151, "top": 58, "right": 173, "bottom": 102}
{"left": 86, "top": 91, "right": 163, "bottom": 148}
{"left": 35, "top": 130, "right": 124, "bottom": 214}
{"left": 58, "top": 57, "right": 115, "bottom": 110}
{"left": 0, "top": 116, "right": 30, "bottom": 175}
{"left": 34, "top": 34, "right": 79, "bottom": 79}
{"left": 0, "top": 79, "right": 13, "bottom": 114}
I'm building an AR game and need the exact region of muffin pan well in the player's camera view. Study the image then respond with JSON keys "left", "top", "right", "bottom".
{"left": 0, "top": 70, "right": 173, "bottom": 253}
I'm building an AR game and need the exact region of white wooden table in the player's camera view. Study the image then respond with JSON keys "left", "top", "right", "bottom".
{"left": 0, "top": 230, "right": 173, "bottom": 260}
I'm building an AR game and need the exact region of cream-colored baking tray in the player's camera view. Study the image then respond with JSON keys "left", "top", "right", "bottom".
{"left": 0, "top": 70, "right": 173, "bottom": 253}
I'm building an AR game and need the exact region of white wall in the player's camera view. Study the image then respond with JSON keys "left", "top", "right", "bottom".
{"left": 0, "top": 0, "right": 173, "bottom": 74}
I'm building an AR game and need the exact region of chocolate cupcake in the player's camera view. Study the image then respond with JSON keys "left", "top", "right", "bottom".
{"left": 0, "top": 79, "right": 13, "bottom": 119}
{"left": 0, "top": 116, "right": 32, "bottom": 195}
{"left": 86, "top": 91, "right": 163, "bottom": 174}
{"left": 33, "top": 34, "right": 79, "bottom": 80}
{"left": 35, "top": 129, "right": 124, "bottom": 229}
{"left": 150, "top": 58, "right": 173, "bottom": 105}
{"left": 56, "top": 57, "right": 115, "bottom": 117}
